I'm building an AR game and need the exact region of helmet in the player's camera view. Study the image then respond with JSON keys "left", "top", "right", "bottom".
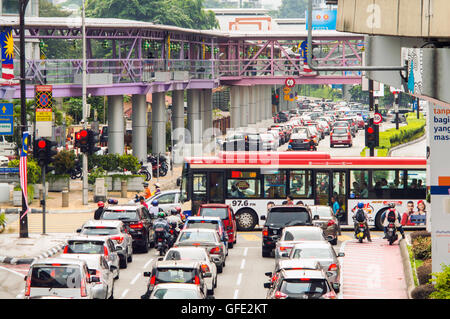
{"left": 139, "top": 196, "right": 145, "bottom": 202}
{"left": 143, "top": 182, "right": 149, "bottom": 187}
{"left": 97, "top": 201, "right": 104, "bottom": 208}
{"left": 170, "top": 208, "right": 179, "bottom": 215}
{"left": 155, "top": 183, "right": 161, "bottom": 188}
{"left": 158, "top": 212, "right": 165, "bottom": 218}
{"left": 357, "top": 202, "right": 364, "bottom": 209}
{"left": 388, "top": 203, "right": 396, "bottom": 208}
{"left": 152, "top": 200, "right": 159, "bottom": 207}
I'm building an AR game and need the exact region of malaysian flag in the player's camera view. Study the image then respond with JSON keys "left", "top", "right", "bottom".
{"left": 20, "top": 132, "right": 30, "bottom": 220}
{"left": 1, "top": 27, "right": 16, "bottom": 83}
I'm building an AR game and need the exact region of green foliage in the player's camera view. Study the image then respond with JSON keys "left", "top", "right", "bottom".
{"left": 417, "top": 262, "right": 432, "bottom": 285}
{"left": 412, "top": 236, "right": 432, "bottom": 260}
{"left": 53, "top": 150, "right": 76, "bottom": 175}
{"left": 86, "top": 0, "right": 218, "bottom": 30}
{"left": 89, "top": 154, "right": 141, "bottom": 172}
{"left": 429, "top": 264, "right": 450, "bottom": 299}
{"left": 118, "top": 154, "right": 141, "bottom": 172}
{"left": 271, "top": 0, "right": 308, "bottom": 18}
{"left": 88, "top": 167, "right": 107, "bottom": 185}
{"left": 410, "top": 231, "right": 431, "bottom": 242}
{"left": 0, "top": 211, "right": 6, "bottom": 232}
{"left": 8, "top": 159, "right": 41, "bottom": 184}
{"left": 411, "top": 284, "right": 436, "bottom": 299}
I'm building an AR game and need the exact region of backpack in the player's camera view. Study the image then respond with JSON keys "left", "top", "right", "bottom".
{"left": 355, "top": 209, "right": 366, "bottom": 223}
{"left": 387, "top": 210, "right": 396, "bottom": 223}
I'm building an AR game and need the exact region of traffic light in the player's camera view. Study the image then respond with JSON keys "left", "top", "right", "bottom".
{"left": 34, "top": 138, "right": 48, "bottom": 168}
{"left": 365, "top": 123, "right": 379, "bottom": 148}
{"left": 272, "top": 91, "right": 280, "bottom": 106}
{"left": 46, "top": 139, "right": 58, "bottom": 170}
{"left": 75, "top": 129, "right": 89, "bottom": 153}
{"left": 87, "top": 129, "right": 100, "bottom": 155}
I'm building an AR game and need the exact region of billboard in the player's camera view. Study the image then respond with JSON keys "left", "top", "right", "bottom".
{"left": 305, "top": 10, "right": 337, "bottom": 31}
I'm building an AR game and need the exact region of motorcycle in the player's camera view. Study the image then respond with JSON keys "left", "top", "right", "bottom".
{"left": 148, "top": 154, "right": 168, "bottom": 177}
{"left": 386, "top": 223, "right": 398, "bottom": 245}
{"left": 154, "top": 229, "right": 170, "bottom": 256}
{"left": 355, "top": 222, "right": 367, "bottom": 243}
{"left": 137, "top": 163, "right": 152, "bottom": 182}
{"left": 70, "top": 160, "right": 82, "bottom": 180}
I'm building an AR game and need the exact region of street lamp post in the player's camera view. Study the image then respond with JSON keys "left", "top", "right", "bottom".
{"left": 82, "top": 0, "right": 88, "bottom": 205}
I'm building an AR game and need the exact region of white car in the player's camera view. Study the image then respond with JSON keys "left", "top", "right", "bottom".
{"left": 260, "top": 133, "right": 278, "bottom": 151}
{"left": 161, "top": 247, "right": 218, "bottom": 295}
{"left": 76, "top": 220, "right": 133, "bottom": 269}
{"left": 149, "top": 283, "right": 209, "bottom": 299}
{"left": 73, "top": 255, "right": 115, "bottom": 299}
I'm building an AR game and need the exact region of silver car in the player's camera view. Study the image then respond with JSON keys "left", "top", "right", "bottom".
{"left": 23, "top": 257, "right": 97, "bottom": 299}
{"left": 287, "top": 241, "right": 344, "bottom": 289}
{"left": 274, "top": 226, "right": 327, "bottom": 262}
{"left": 62, "top": 236, "right": 120, "bottom": 280}
{"left": 144, "top": 189, "right": 182, "bottom": 214}
{"left": 161, "top": 247, "right": 217, "bottom": 295}
{"left": 309, "top": 205, "right": 340, "bottom": 245}
{"left": 150, "top": 283, "right": 209, "bottom": 299}
{"left": 70, "top": 254, "right": 115, "bottom": 299}
{"left": 174, "top": 228, "right": 226, "bottom": 273}
{"left": 76, "top": 220, "right": 133, "bottom": 268}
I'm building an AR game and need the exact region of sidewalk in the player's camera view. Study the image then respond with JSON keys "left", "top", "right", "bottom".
{"left": 0, "top": 165, "right": 183, "bottom": 264}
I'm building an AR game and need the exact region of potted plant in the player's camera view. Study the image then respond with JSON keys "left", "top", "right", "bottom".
{"left": 47, "top": 150, "right": 75, "bottom": 192}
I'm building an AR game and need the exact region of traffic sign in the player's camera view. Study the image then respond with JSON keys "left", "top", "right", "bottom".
{"left": 36, "top": 108, "right": 53, "bottom": 122}
{"left": 35, "top": 85, "right": 53, "bottom": 109}
{"left": 0, "top": 103, "right": 14, "bottom": 136}
{"left": 283, "top": 86, "right": 291, "bottom": 94}
{"left": 373, "top": 113, "right": 383, "bottom": 125}
{"left": 0, "top": 103, "right": 13, "bottom": 116}
{"left": 285, "top": 78, "right": 296, "bottom": 88}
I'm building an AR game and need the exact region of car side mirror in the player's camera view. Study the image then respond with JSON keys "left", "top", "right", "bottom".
{"left": 263, "top": 282, "right": 272, "bottom": 289}
{"left": 143, "top": 272, "right": 151, "bottom": 277}
{"left": 313, "top": 215, "right": 320, "bottom": 220}
{"left": 157, "top": 257, "right": 164, "bottom": 261}
{"left": 260, "top": 215, "right": 266, "bottom": 220}
{"left": 24, "top": 275, "right": 27, "bottom": 281}
{"left": 110, "top": 265, "right": 117, "bottom": 271}
{"left": 338, "top": 252, "right": 345, "bottom": 257}
{"left": 332, "top": 283, "right": 340, "bottom": 293}
{"left": 76, "top": 228, "right": 81, "bottom": 233}
{"left": 265, "top": 272, "right": 273, "bottom": 277}
{"left": 90, "top": 276, "right": 101, "bottom": 283}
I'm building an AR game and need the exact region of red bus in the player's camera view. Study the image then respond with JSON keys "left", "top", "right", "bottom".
{"left": 180, "top": 152, "right": 427, "bottom": 231}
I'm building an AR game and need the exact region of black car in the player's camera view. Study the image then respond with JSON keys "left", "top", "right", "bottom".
{"left": 100, "top": 205, "right": 155, "bottom": 253}
{"left": 289, "top": 127, "right": 314, "bottom": 150}
{"left": 260, "top": 205, "right": 312, "bottom": 258}
{"left": 275, "top": 112, "right": 289, "bottom": 123}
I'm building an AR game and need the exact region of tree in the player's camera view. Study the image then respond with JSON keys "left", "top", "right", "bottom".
{"left": 272, "top": 0, "right": 308, "bottom": 19}
{"left": 39, "top": 0, "right": 72, "bottom": 17}
{"left": 86, "top": 0, "right": 218, "bottom": 30}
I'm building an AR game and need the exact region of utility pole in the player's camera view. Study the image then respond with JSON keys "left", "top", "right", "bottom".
{"left": 368, "top": 79, "right": 374, "bottom": 157}
{"left": 82, "top": 0, "right": 88, "bottom": 205}
{"left": 416, "top": 97, "right": 420, "bottom": 119}
{"left": 19, "top": 0, "right": 30, "bottom": 238}
{"left": 394, "top": 92, "right": 399, "bottom": 130}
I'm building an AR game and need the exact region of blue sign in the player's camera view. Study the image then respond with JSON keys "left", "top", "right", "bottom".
{"left": 0, "top": 167, "right": 19, "bottom": 174}
{"left": 306, "top": 10, "right": 337, "bottom": 31}
{"left": 0, "top": 103, "right": 13, "bottom": 116}
{"left": 412, "top": 100, "right": 418, "bottom": 111}
{"left": 299, "top": 40, "right": 308, "bottom": 63}
{"left": 0, "top": 115, "right": 13, "bottom": 135}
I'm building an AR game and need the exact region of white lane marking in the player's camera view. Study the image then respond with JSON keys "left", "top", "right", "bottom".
{"left": 243, "top": 247, "right": 248, "bottom": 257}
{"left": 121, "top": 289, "right": 129, "bottom": 299}
{"left": 130, "top": 273, "right": 141, "bottom": 285}
{"left": 339, "top": 239, "right": 349, "bottom": 299}
{"left": 0, "top": 266, "right": 25, "bottom": 278}
{"left": 233, "top": 289, "right": 239, "bottom": 299}
{"left": 143, "top": 258, "right": 153, "bottom": 269}
{"left": 236, "top": 273, "right": 242, "bottom": 286}
{"left": 240, "top": 259, "right": 246, "bottom": 270}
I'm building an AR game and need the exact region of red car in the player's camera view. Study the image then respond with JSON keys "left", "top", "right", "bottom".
{"left": 330, "top": 127, "right": 353, "bottom": 148}
{"left": 197, "top": 204, "right": 237, "bottom": 248}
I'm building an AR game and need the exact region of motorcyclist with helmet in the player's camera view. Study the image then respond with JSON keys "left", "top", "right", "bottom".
{"left": 149, "top": 199, "right": 161, "bottom": 218}
{"left": 381, "top": 203, "right": 405, "bottom": 239}
{"left": 166, "top": 208, "right": 183, "bottom": 245}
{"left": 153, "top": 211, "right": 171, "bottom": 241}
{"left": 352, "top": 202, "right": 372, "bottom": 242}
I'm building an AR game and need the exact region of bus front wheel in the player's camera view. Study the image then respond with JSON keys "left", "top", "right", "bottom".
{"left": 236, "top": 209, "right": 258, "bottom": 231}
{"left": 375, "top": 208, "right": 388, "bottom": 231}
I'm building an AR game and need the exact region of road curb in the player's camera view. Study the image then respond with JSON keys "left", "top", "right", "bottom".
{"left": 399, "top": 238, "right": 415, "bottom": 299}
{"left": 2, "top": 208, "right": 93, "bottom": 214}
{"left": 388, "top": 133, "right": 427, "bottom": 156}
{"left": 0, "top": 242, "right": 67, "bottom": 265}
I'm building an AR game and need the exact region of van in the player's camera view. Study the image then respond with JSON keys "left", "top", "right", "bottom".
{"left": 197, "top": 204, "right": 237, "bottom": 248}
{"left": 24, "top": 257, "right": 99, "bottom": 299}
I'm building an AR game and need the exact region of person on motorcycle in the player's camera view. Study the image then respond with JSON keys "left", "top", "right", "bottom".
{"left": 153, "top": 183, "right": 162, "bottom": 196}
{"left": 94, "top": 201, "right": 105, "bottom": 220}
{"left": 139, "top": 196, "right": 149, "bottom": 210}
{"left": 149, "top": 199, "right": 161, "bottom": 218}
{"left": 153, "top": 211, "right": 171, "bottom": 240}
{"left": 141, "top": 182, "right": 152, "bottom": 200}
{"left": 166, "top": 208, "right": 183, "bottom": 229}
{"left": 352, "top": 202, "right": 372, "bottom": 242}
{"left": 381, "top": 203, "right": 405, "bottom": 239}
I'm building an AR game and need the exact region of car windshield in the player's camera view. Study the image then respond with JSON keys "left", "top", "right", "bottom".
{"left": 101, "top": 210, "right": 137, "bottom": 221}
{"left": 294, "top": 128, "right": 308, "bottom": 134}
{"left": 66, "top": 241, "right": 104, "bottom": 254}
{"left": 153, "top": 288, "right": 200, "bottom": 299}
{"left": 186, "top": 220, "right": 220, "bottom": 231}
{"left": 30, "top": 266, "right": 81, "bottom": 288}
{"left": 267, "top": 208, "right": 311, "bottom": 226}
{"left": 165, "top": 249, "right": 207, "bottom": 261}
{"left": 155, "top": 268, "right": 196, "bottom": 284}
{"left": 292, "top": 134, "right": 308, "bottom": 140}
{"left": 179, "top": 231, "right": 216, "bottom": 243}
{"left": 282, "top": 229, "right": 324, "bottom": 241}
{"left": 333, "top": 128, "right": 348, "bottom": 134}
{"left": 280, "top": 279, "right": 329, "bottom": 296}
{"left": 81, "top": 227, "right": 119, "bottom": 236}
{"left": 199, "top": 207, "right": 228, "bottom": 220}
{"left": 292, "top": 247, "right": 333, "bottom": 259}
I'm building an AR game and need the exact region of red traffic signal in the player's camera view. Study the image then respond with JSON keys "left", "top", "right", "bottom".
{"left": 37, "top": 140, "right": 46, "bottom": 149}
{"left": 367, "top": 127, "right": 374, "bottom": 134}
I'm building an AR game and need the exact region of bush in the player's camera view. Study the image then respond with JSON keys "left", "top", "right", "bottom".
{"left": 88, "top": 167, "right": 107, "bottom": 185}
{"left": 410, "top": 231, "right": 431, "bottom": 242}
{"left": 429, "top": 264, "right": 450, "bottom": 299}
{"left": 412, "top": 236, "right": 432, "bottom": 260}
{"left": 411, "top": 284, "right": 436, "bottom": 299}
{"left": 53, "top": 150, "right": 76, "bottom": 175}
{"left": 417, "top": 263, "right": 432, "bottom": 285}
{"left": 118, "top": 154, "right": 141, "bottom": 172}
{"left": 8, "top": 159, "right": 41, "bottom": 184}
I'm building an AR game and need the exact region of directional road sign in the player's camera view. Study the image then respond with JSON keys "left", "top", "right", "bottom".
{"left": 0, "top": 103, "right": 14, "bottom": 136}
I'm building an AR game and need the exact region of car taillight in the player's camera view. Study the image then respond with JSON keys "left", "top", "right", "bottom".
{"left": 130, "top": 222, "right": 143, "bottom": 229}
{"left": 25, "top": 275, "right": 31, "bottom": 296}
{"left": 63, "top": 245, "right": 68, "bottom": 253}
{"left": 104, "top": 246, "right": 108, "bottom": 257}
{"left": 348, "top": 133, "right": 351, "bottom": 138}
{"left": 262, "top": 227, "right": 268, "bottom": 237}
{"left": 150, "top": 275, "right": 156, "bottom": 286}
{"left": 327, "top": 220, "right": 335, "bottom": 227}
{"left": 194, "top": 275, "right": 200, "bottom": 285}
{"left": 279, "top": 246, "right": 291, "bottom": 251}
{"left": 289, "top": 139, "right": 293, "bottom": 143}
{"left": 80, "top": 278, "right": 87, "bottom": 297}
{"left": 274, "top": 291, "right": 288, "bottom": 299}
{"left": 201, "top": 264, "right": 210, "bottom": 273}
{"left": 271, "top": 274, "right": 278, "bottom": 282}
{"left": 328, "top": 263, "right": 338, "bottom": 271}
{"left": 111, "top": 236, "right": 124, "bottom": 244}
{"left": 210, "top": 246, "right": 221, "bottom": 254}
{"left": 304, "top": 139, "right": 310, "bottom": 142}
{"left": 322, "top": 291, "right": 336, "bottom": 299}
{"left": 359, "top": 223, "right": 365, "bottom": 228}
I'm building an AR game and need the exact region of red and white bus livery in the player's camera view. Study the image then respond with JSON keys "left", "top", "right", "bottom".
{"left": 180, "top": 152, "right": 427, "bottom": 231}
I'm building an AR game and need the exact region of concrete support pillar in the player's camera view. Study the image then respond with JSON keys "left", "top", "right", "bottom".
{"left": 151, "top": 92, "right": 166, "bottom": 155}
{"left": 240, "top": 86, "right": 249, "bottom": 128}
{"left": 107, "top": 95, "right": 124, "bottom": 155}
{"left": 202, "top": 89, "right": 213, "bottom": 146}
{"left": 248, "top": 86, "right": 256, "bottom": 126}
{"left": 230, "top": 86, "right": 241, "bottom": 129}
{"left": 172, "top": 90, "right": 185, "bottom": 136}
{"left": 187, "top": 89, "right": 202, "bottom": 144}
{"left": 131, "top": 94, "right": 147, "bottom": 162}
